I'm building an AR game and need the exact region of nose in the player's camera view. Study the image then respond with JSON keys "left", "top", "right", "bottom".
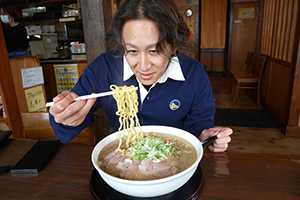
{"left": 138, "top": 53, "right": 151, "bottom": 71}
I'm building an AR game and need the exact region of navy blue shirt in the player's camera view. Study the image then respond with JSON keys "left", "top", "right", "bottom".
{"left": 49, "top": 51, "right": 215, "bottom": 143}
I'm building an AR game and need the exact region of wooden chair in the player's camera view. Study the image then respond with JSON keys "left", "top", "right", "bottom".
{"left": 22, "top": 112, "right": 96, "bottom": 144}
{"left": 231, "top": 54, "right": 266, "bottom": 107}
{"left": 228, "top": 52, "right": 254, "bottom": 91}
{"left": 230, "top": 53, "right": 259, "bottom": 97}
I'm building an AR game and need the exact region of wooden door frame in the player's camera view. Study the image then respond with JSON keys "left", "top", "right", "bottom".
{"left": 0, "top": 24, "right": 24, "bottom": 138}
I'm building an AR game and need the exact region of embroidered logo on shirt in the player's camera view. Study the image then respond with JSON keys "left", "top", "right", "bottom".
{"left": 169, "top": 99, "right": 181, "bottom": 111}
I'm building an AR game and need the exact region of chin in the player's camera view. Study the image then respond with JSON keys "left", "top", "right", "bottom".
{"left": 138, "top": 78, "right": 156, "bottom": 86}
{"left": 140, "top": 80, "right": 155, "bottom": 86}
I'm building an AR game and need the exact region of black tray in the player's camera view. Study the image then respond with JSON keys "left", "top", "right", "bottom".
{"left": 0, "top": 131, "right": 12, "bottom": 147}
{"left": 10, "top": 139, "right": 60, "bottom": 174}
{"left": 89, "top": 164, "right": 204, "bottom": 200}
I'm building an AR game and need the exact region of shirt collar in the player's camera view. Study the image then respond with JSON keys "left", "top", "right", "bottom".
{"left": 123, "top": 56, "right": 185, "bottom": 82}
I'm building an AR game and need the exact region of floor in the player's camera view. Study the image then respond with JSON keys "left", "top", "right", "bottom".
{"left": 208, "top": 72, "right": 300, "bottom": 156}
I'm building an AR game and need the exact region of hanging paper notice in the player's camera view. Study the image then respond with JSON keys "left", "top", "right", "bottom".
{"left": 239, "top": 8, "right": 255, "bottom": 19}
{"left": 21, "top": 66, "right": 44, "bottom": 88}
{"left": 54, "top": 64, "right": 78, "bottom": 94}
{"left": 25, "top": 85, "right": 47, "bottom": 112}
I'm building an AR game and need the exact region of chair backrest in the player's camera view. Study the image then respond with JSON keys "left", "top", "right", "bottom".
{"left": 245, "top": 52, "right": 254, "bottom": 70}
{"left": 258, "top": 56, "right": 267, "bottom": 83}
{"left": 248, "top": 53, "right": 258, "bottom": 73}
{"left": 22, "top": 112, "right": 96, "bottom": 144}
{"left": 253, "top": 54, "right": 266, "bottom": 77}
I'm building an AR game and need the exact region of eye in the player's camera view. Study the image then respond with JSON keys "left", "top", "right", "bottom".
{"left": 127, "top": 50, "right": 138, "bottom": 54}
{"left": 149, "top": 50, "right": 158, "bottom": 55}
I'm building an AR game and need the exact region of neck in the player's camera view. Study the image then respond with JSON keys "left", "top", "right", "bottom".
{"left": 10, "top": 20, "right": 19, "bottom": 27}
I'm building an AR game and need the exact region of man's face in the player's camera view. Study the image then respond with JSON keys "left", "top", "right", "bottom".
{"left": 122, "top": 19, "right": 173, "bottom": 85}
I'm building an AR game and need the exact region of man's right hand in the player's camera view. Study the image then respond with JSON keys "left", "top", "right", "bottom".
{"left": 49, "top": 91, "right": 96, "bottom": 126}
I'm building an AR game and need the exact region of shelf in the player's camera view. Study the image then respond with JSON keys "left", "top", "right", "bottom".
{"left": 20, "top": 17, "right": 82, "bottom": 25}
{"left": 15, "top": 0, "right": 77, "bottom": 8}
{"left": 17, "top": 0, "right": 81, "bottom": 26}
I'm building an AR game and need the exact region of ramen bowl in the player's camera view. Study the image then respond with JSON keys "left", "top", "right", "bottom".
{"left": 91, "top": 125, "right": 204, "bottom": 197}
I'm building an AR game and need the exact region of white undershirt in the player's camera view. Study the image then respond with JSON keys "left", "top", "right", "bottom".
{"left": 123, "top": 56, "right": 185, "bottom": 103}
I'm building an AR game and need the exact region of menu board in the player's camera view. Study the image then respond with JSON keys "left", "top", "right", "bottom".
{"left": 54, "top": 64, "right": 79, "bottom": 94}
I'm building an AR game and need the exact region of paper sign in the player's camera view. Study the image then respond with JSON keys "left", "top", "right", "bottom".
{"left": 54, "top": 64, "right": 79, "bottom": 94}
{"left": 187, "top": 0, "right": 198, "bottom": 5}
{"left": 239, "top": 8, "right": 255, "bottom": 19}
{"left": 59, "top": 17, "right": 75, "bottom": 22}
{"left": 21, "top": 66, "right": 44, "bottom": 88}
{"left": 25, "top": 85, "right": 47, "bottom": 112}
{"left": 25, "top": 25, "right": 42, "bottom": 36}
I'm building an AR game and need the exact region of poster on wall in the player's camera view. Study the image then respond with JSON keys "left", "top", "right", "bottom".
{"left": 54, "top": 64, "right": 79, "bottom": 94}
{"left": 25, "top": 85, "right": 47, "bottom": 112}
{"left": 239, "top": 8, "right": 255, "bottom": 19}
{"left": 21, "top": 66, "right": 44, "bottom": 88}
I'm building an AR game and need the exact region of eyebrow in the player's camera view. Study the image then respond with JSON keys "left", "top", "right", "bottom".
{"left": 124, "top": 43, "right": 157, "bottom": 49}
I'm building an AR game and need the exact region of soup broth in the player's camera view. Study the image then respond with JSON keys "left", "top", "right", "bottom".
{"left": 97, "top": 133, "right": 197, "bottom": 180}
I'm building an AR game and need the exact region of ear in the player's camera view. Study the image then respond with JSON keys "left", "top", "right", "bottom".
{"left": 172, "top": 48, "right": 177, "bottom": 54}
{"left": 171, "top": 48, "right": 178, "bottom": 57}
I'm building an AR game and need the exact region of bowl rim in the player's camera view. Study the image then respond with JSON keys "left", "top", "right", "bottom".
{"left": 91, "top": 125, "right": 203, "bottom": 185}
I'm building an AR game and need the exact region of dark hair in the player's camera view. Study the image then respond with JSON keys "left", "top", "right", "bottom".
{"left": 0, "top": 2, "right": 21, "bottom": 22}
{"left": 105, "top": 0, "right": 192, "bottom": 58}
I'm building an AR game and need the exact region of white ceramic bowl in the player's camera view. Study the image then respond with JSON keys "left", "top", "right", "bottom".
{"left": 91, "top": 125, "right": 203, "bottom": 197}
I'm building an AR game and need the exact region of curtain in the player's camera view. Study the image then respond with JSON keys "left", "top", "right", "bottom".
{"left": 260, "top": 0, "right": 298, "bottom": 62}
{"left": 201, "top": 0, "right": 227, "bottom": 49}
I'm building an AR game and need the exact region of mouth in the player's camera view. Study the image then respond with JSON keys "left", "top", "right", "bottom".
{"left": 140, "top": 73, "right": 153, "bottom": 80}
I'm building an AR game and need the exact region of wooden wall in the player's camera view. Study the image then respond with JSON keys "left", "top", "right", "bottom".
{"left": 259, "top": 0, "right": 300, "bottom": 136}
{"left": 200, "top": 51, "right": 225, "bottom": 72}
{"left": 260, "top": 0, "right": 298, "bottom": 62}
{"left": 9, "top": 57, "right": 47, "bottom": 116}
{"left": 175, "top": 0, "right": 199, "bottom": 60}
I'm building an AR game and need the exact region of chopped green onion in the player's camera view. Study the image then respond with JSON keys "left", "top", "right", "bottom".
{"left": 126, "top": 136, "right": 180, "bottom": 161}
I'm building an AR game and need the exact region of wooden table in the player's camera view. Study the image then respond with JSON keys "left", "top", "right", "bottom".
{"left": 0, "top": 139, "right": 300, "bottom": 199}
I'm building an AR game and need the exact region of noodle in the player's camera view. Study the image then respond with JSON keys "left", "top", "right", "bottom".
{"left": 110, "top": 85, "right": 145, "bottom": 154}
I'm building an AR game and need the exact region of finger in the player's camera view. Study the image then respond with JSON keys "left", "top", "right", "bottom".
{"left": 70, "top": 98, "right": 96, "bottom": 122}
{"left": 53, "top": 92, "right": 78, "bottom": 112}
{"left": 216, "top": 127, "right": 233, "bottom": 139}
{"left": 199, "top": 129, "right": 216, "bottom": 141}
{"left": 215, "top": 135, "right": 231, "bottom": 145}
{"left": 54, "top": 100, "right": 86, "bottom": 124}
{"left": 208, "top": 143, "right": 228, "bottom": 152}
{"left": 52, "top": 91, "right": 75, "bottom": 103}
{"left": 83, "top": 97, "right": 97, "bottom": 111}
{"left": 210, "top": 135, "right": 231, "bottom": 152}
{"left": 58, "top": 97, "right": 96, "bottom": 126}
{"left": 209, "top": 127, "right": 232, "bottom": 133}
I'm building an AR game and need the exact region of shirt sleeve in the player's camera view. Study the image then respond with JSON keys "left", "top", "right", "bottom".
{"left": 49, "top": 60, "right": 101, "bottom": 143}
{"left": 49, "top": 111, "right": 94, "bottom": 143}
{"left": 183, "top": 67, "right": 215, "bottom": 137}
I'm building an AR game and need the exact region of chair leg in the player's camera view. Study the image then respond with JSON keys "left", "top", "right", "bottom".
{"left": 257, "top": 88, "right": 260, "bottom": 107}
{"left": 231, "top": 79, "right": 235, "bottom": 99}
{"left": 228, "top": 73, "right": 233, "bottom": 92}
{"left": 233, "top": 82, "right": 240, "bottom": 106}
